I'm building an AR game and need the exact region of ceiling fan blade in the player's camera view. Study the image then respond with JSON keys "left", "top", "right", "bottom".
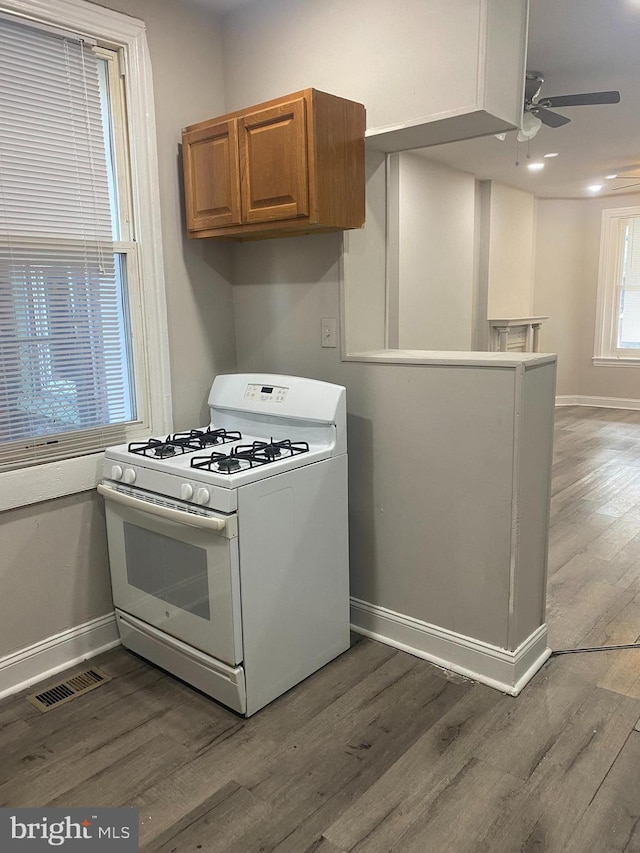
{"left": 524, "top": 71, "right": 544, "bottom": 103}
{"left": 533, "top": 107, "right": 571, "bottom": 128}
{"left": 612, "top": 182, "right": 640, "bottom": 192}
{"left": 541, "top": 91, "right": 621, "bottom": 108}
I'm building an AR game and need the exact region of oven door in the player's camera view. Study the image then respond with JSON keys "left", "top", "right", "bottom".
{"left": 98, "top": 483, "right": 242, "bottom": 666}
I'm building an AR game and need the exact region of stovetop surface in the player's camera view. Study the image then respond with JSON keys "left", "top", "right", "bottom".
{"left": 103, "top": 424, "right": 332, "bottom": 491}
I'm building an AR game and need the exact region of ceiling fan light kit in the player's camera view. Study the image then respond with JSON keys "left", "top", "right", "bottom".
{"left": 517, "top": 112, "right": 543, "bottom": 142}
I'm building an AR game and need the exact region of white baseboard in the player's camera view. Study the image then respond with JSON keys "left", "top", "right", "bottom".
{"left": 556, "top": 394, "right": 640, "bottom": 410}
{"left": 350, "top": 598, "right": 550, "bottom": 696}
{"left": 0, "top": 612, "right": 120, "bottom": 701}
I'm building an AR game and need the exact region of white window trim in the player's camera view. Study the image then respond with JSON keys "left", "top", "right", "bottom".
{"left": 0, "top": 0, "right": 172, "bottom": 512}
{"left": 593, "top": 205, "right": 640, "bottom": 368}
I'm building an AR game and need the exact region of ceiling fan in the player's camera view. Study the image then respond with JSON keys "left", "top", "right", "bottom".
{"left": 610, "top": 168, "right": 640, "bottom": 192}
{"left": 517, "top": 71, "right": 621, "bottom": 141}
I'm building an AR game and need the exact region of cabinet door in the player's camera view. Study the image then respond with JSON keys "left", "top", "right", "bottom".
{"left": 183, "top": 119, "right": 241, "bottom": 231}
{"left": 238, "top": 97, "right": 309, "bottom": 224}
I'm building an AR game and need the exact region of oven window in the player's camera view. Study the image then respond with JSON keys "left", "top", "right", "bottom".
{"left": 123, "top": 523, "right": 211, "bottom": 620}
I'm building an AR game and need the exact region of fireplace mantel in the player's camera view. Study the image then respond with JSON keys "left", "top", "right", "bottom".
{"left": 488, "top": 316, "right": 549, "bottom": 353}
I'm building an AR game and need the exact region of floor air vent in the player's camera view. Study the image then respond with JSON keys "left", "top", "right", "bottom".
{"left": 27, "top": 668, "right": 111, "bottom": 713}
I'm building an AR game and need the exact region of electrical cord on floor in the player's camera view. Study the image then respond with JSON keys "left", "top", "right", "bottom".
{"left": 551, "top": 642, "right": 640, "bottom": 656}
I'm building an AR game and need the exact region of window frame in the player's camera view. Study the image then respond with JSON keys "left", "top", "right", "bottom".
{"left": 0, "top": 0, "right": 171, "bottom": 512}
{"left": 593, "top": 205, "right": 640, "bottom": 368}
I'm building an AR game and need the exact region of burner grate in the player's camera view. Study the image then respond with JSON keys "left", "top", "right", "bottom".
{"left": 173, "top": 428, "right": 242, "bottom": 449}
{"left": 190, "top": 438, "right": 310, "bottom": 474}
{"left": 238, "top": 439, "right": 310, "bottom": 462}
{"left": 191, "top": 450, "right": 269, "bottom": 473}
{"left": 128, "top": 428, "right": 242, "bottom": 458}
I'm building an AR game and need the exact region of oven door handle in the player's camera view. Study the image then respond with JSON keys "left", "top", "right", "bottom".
{"left": 97, "top": 483, "right": 228, "bottom": 532}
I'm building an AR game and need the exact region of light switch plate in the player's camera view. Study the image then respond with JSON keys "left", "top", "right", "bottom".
{"left": 321, "top": 317, "right": 338, "bottom": 348}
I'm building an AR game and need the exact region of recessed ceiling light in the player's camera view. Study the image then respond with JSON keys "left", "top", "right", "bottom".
{"left": 543, "top": 152, "right": 559, "bottom": 158}
{"left": 588, "top": 184, "right": 603, "bottom": 192}
{"left": 605, "top": 174, "right": 618, "bottom": 179}
{"left": 527, "top": 162, "right": 545, "bottom": 171}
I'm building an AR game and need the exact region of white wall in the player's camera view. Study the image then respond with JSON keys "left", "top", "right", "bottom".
{"left": 532, "top": 199, "right": 585, "bottom": 395}
{"left": 221, "top": 0, "right": 527, "bottom": 134}
{"left": 533, "top": 191, "right": 640, "bottom": 400}
{"left": 486, "top": 182, "right": 537, "bottom": 319}
{"left": 342, "top": 150, "right": 387, "bottom": 354}
{"left": 392, "top": 153, "right": 476, "bottom": 350}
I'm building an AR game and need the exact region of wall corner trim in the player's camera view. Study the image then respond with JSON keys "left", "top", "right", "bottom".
{"left": 350, "top": 598, "right": 550, "bottom": 696}
{"left": 0, "top": 613, "right": 120, "bottom": 701}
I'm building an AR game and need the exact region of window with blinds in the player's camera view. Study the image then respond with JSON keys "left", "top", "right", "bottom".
{"left": 618, "top": 216, "right": 640, "bottom": 349}
{"left": 0, "top": 15, "right": 136, "bottom": 471}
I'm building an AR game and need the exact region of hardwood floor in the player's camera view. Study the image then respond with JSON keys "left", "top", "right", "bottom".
{"left": 2, "top": 406, "right": 640, "bottom": 852}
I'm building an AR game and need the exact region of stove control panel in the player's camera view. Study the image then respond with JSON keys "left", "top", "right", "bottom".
{"left": 243, "top": 383, "right": 289, "bottom": 404}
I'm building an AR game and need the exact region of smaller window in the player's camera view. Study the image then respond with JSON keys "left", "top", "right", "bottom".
{"left": 594, "top": 206, "right": 640, "bottom": 364}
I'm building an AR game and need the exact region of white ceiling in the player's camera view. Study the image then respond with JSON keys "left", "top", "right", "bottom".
{"left": 423, "top": 0, "right": 640, "bottom": 199}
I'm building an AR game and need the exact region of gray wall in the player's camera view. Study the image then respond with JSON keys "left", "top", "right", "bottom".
{"left": 231, "top": 237, "right": 549, "bottom": 649}
{"left": 2, "top": 0, "right": 535, "bottom": 662}
{"left": 0, "top": 0, "right": 235, "bottom": 658}
{"left": 222, "top": 0, "right": 542, "bottom": 649}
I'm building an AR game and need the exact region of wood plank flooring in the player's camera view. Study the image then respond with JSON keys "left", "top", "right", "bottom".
{"left": 2, "top": 405, "right": 640, "bottom": 852}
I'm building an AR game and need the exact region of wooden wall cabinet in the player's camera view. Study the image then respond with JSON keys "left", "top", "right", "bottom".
{"left": 182, "top": 89, "right": 365, "bottom": 240}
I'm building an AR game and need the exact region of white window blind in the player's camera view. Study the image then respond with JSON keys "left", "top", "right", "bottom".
{"left": 0, "top": 15, "right": 134, "bottom": 472}
{"left": 618, "top": 217, "right": 640, "bottom": 349}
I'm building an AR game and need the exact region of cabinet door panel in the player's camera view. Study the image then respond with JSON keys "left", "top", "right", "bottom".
{"left": 239, "top": 98, "right": 309, "bottom": 223}
{"left": 183, "top": 120, "right": 241, "bottom": 231}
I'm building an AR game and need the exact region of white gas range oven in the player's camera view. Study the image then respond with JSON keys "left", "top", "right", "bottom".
{"left": 98, "top": 373, "right": 350, "bottom": 716}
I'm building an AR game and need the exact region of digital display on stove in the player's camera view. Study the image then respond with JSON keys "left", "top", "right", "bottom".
{"left": 244, "top": 383, "right": 289, "bottom": 403}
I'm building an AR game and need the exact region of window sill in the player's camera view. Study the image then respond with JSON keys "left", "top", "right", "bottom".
{"left": 0, "top": 453, "right": 104, "bottom": 513}
{"left": 592, "top": 356, "right": 640, "bottom": 368}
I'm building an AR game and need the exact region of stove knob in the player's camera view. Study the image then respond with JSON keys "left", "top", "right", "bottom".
{"left": 195, "top": 487, "right": 210, "bottom": 505}
{"left": 111, "top": 465, "right": 123, "bottom": 481}
{"left": 180, "top": 483, "right": 194, "bottom": 501}
{"left": 123, "top": 468, "right": 137, "bottom": 484}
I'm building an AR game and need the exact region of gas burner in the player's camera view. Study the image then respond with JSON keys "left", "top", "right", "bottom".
{"left": 174, "top": 428, "right": 242, "bottom": 448}
{"left": 217, "top": 456, "right": 242, "bottom": 473}
{"left": 191, "top": 450, "right": 269, "bottom": 474}
{"left": 128, "top": 428, "right": 243, "bottom": 459}
{"left": 236, "top": 439, "right": 310, "bottom": 463}
{"left": 155, "top": 444, "right": 177, "bottom": 458}
{"left": 128, "top": 436, "right": 193, "bottom": 458}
